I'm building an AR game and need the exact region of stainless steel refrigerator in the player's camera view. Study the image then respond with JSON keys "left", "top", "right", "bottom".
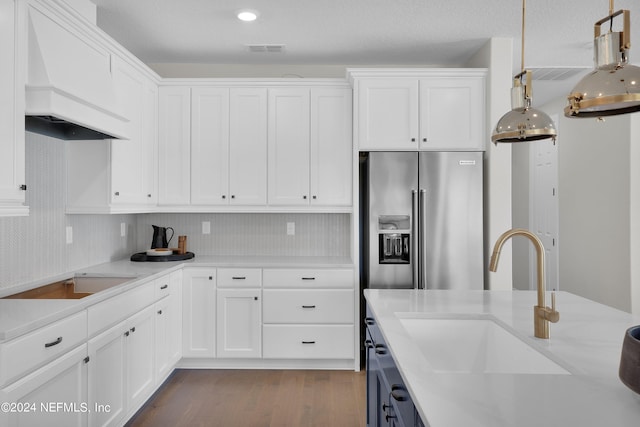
{"left": 361, "top": 151, "right": 484, "bottom": 290}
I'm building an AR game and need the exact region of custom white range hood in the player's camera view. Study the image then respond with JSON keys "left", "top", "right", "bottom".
{"left": 24, "top": 4, "right": 128, "bottom": 140}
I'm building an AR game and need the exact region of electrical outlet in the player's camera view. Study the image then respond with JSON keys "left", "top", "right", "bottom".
{"left": 66, "top": 226, "right": 73, "bottom": 244}
{"left": 287, "top": 222, "right": 295, "bottom": 236}
{"left": 202, "top": 221, "right": 211, "bottom": 235}
{"left": 120, "top": 222, "right": 126, "bottom": 237}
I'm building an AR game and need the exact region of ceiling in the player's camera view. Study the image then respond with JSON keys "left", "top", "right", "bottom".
{"left": 91, "top": 0, "right": 639, "bottom": 104}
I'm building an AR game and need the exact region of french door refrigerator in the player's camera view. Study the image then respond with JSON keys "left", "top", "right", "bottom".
{"left": 361, "top": 151, "right": 484, "bottom": 290}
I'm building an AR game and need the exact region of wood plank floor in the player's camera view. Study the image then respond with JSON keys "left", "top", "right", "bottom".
{"left": 126, "top": 369, "right": 367, "bottom": 427}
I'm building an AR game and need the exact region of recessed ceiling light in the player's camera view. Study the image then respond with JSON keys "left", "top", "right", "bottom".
{"left": 237, "top": 10, "right": 259, "bottom": 22}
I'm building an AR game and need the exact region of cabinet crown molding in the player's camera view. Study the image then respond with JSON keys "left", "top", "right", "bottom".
{"left": 346, "top": 68, "right": 488, "bottom": 85}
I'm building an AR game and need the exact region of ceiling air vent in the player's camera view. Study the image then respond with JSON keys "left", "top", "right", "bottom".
{"left": 246, "top": 44, "right": 285, "bottom": 53}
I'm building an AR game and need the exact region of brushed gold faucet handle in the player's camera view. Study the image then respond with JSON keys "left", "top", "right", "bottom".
{"left": 546, "top": 292, "right": 560, "bottom": 323}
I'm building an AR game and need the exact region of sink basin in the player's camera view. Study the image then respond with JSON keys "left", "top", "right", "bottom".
{"left": 2, "top": 274, "right": 137, "bottom": 299}
{"left": 398, "top": 314, "right": 571, "bottom": 375}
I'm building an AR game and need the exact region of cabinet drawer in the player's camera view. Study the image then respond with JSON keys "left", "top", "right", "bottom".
{"left": 88, "top": 280, "right": 155, "bottom": 337}
{"left": 217, "top": 268, "right": 262, "bottom": 288}
{"left": 263, "top": 269, "right": 353, "bottom": 288}
{"left": 263, "top": 325, "right": 354, "bottom": 359}
{"left": 263, "top": 289, "right": 354, "bottom": 323}
{"left": 0, "top": 311, "right": 87, "bottom": 387}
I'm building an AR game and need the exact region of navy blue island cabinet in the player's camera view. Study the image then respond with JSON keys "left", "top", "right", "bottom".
{"left": 365, "top": 304, "right": 426, "bottom": 427}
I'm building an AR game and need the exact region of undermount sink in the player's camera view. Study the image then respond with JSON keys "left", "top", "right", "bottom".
{"left": 397, "top": 314, "right": 572, "bottom": 375}
{"left": 2, "top": 274, "right": 137, "bottom": 300}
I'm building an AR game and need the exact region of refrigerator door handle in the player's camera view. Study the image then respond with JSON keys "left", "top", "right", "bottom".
{"left": 411, "top": 189, "right": 418, "bottom": 288}
{"left": 419, "top": 189, "right": 428, "bottom": 290}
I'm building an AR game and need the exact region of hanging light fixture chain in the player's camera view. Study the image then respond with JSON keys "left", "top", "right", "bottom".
{"left": 521, "top": 0, "right": 526, "bottom": 73}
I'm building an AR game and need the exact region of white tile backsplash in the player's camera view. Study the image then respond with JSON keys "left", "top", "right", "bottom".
{"left": 135, "top": 212, "right": 350, "bottom": 257}
{"left": 0, "top": 132, "right": 351, "bottom": 292}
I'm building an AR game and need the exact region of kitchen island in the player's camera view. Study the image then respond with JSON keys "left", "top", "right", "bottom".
{"left": 365, "top": 289, "right": 640, "bottom": 427}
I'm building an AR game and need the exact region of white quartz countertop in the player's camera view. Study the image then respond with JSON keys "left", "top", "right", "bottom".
{"left": 0, "top": 255, "right": 352, "bottom": 341}
{"left": 364, "top": 289, "right": 640, "bottom": 427}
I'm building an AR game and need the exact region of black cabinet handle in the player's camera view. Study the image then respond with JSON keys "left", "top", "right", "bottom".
{"left": 301, "top": 341, "right": 316, "bottom": 344}
{"left": 44, "top": 337, "right": 62, "bottom": 348}
{"left": 209, "top": 276, "right": 213, "bottom": 280}
{"left": 301, "top": 277, "right": 315, "bottom": 281}
{"left": 124, "top": 331, "right": 130, "bottom": 337}
{"left": 222, "top": 195, "right": 226, "bottom": 199}
{"left": 114, "top": 191, "right": 120, "bottom": 196}
{"left": 301, "top": 305, "right": 316, "bottom": 309}
{"left": 157, "top": 310, "right": 163, "bottom": 315}
{"left": 160, "top": 284, "right": 168, "bottom": 290}
{"left": 130, "top": 327, "right": 136, "bottom": 333}
{"left": 19, "top": 184, "right": 27, "bottom": 191}
{"left": 232, "top": 277, "right": 246, "bottom": 280}
{"left": 391, "top": 384, "right": 409, "bottom": 402}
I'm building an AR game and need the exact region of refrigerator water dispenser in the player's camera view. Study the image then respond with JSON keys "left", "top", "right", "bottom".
{"left": 378, "top": 215, "right": 410, "bottom": 264}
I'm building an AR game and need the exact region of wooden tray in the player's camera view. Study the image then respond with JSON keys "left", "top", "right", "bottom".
{"left": 130, "top": 252, "right": 195, "bottom": 262}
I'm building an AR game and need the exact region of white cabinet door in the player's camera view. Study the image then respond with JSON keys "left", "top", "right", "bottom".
{"left": 229, "top": 88, "right": 268, "bottom": 205}
{"left": 357, "top": 79, "right": 419, "bottom": 150}
{"left": 155, "top": 273, "right": 182, "bottom": 382}
{"left": 0, "top": 345, "right": 88, "bottom": 427}
{"left": 88, "top": 321, "right": 126, "bottom": 427}
{"left": 125, "top": 305, "right": 155, "bottom": 413}
{"left": 158, "top": 86, "right": 191, "bottom": 205}
{"left": 182, "top": 269, "right": 216, "bottom": 358}
{"left": 0, "top": 0, "right": 26, "bottom": 215}
{"left": 419, "top": 77, "right": 485, "bottom": 151}
{"left": 110, "top": 57, "right": 147, "bottom": 205}
{"left": 268, "top": 88, "right": 310, "bottom": 205}
{"left": 310, "top": 88, "right": 352, "bottom": 206}
{"left": 216, "top": 288, "right": 262, "bottom": 358}
{"left": 191, "top": 87, "right": 230, "bottom": 205}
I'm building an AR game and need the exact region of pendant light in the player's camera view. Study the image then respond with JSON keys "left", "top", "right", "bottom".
{"left": 492, "top": 0, "right": 557, "bottom": 144}
{"left": 565, "top": 1, "right": 640, "bottom": 118}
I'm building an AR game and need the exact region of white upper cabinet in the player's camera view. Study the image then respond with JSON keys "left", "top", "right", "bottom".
{"left": 351, "top": 69, "right": 487, "bottom": 151}
{"left": 356, "top": 79, "right": 419, "bottom": 150}
{"left": 110, "top": 57, "right": 156, "bottom": 206}
{"left": 0, "top": 0, "right": 27, "bottom": 216}
{"left": 158, "top": 86, "right": 191, "bottom": 206}
{"left": 191, "top": 87, "right": 230, "bottom": 205}
{"left": 229, "top": 88, "right": 268, "bottom": 205}
{"left": 191, "top": 87, "right": 267, "bottom": 206}
{"left": 418, "top": 77, "right": 485, "bottom": 150}
{"left": 268, "top": 88, "right": 311, "bottom": 206}
{"left": 268, "top": 87, "right": 352, "bottom": 207}
{"left": 310, "top": 88, "right": 352, "bottom": 206}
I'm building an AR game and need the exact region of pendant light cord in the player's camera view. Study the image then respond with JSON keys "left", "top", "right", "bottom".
{"left": 521, "top": 0, "right": 526, "bottom": 73}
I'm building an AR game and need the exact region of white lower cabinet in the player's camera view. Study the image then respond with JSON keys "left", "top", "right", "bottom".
{"left": 182, "top": 268, "right": 216, "bottom": 357}
{"left": 262, "top": 268, "right": 355, "bottom": 360}
{"left": 87, "top": 305, "right": 155, "bottom": 427}
{"left": 0, "top": 345, "right": 88, "bottom": 427}
{"left": 216, "top": 288, "right": 262, "bottom": 358}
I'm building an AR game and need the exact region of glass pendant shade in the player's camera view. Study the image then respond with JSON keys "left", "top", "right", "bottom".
{"left": 492, "top": 71, "right": 558, "bottom": 144}
{"left": 566, "top": 8, "right": 640, "bottom": 118}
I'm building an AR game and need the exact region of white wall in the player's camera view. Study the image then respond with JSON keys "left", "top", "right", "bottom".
{"left": 526, "top": 97, "right": 639, "bottom": 313}
{"left": 466, "top": 37, "right": 514, "bottom": 290}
